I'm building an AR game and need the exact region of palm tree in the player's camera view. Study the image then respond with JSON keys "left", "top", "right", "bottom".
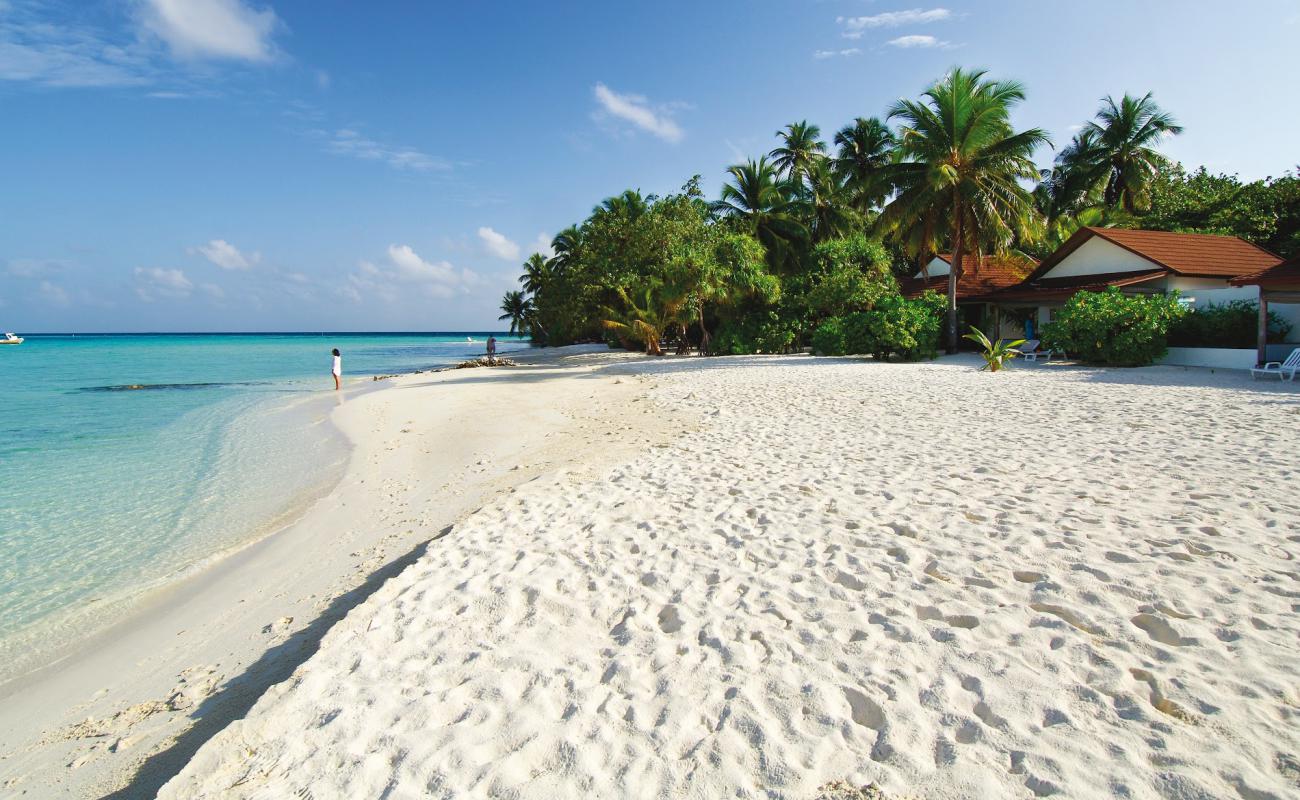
{"left": 801, "top": 159, "right": 858, "bottom": 242}
{"left": 713, "top": 156, "right": 808, "bottom": 270}
{"left": 881, "top": 67, "right": 1050, "bottom": 353}
{"left": 498, "top": 290, "right": 534, "bottom": 337}
{"left": 592, "top": 189, "right": 648, "bottom": 221}
{"left": 1075, "top": 93, "right": 1182, "bottom": 213}
{"left": 770, "top": 121, "right": 827, "bottom": 187}
{"left": 549, "top": 225, "right": 583, "bottom": 275}
{"left": 600, "top": 283, "right": 687, "bottom": 355}
{"left": 519, "top": 252, "right": 551, "bottom": 296}
{"left": 832, "top": 117, "right": 896, "bottom": 212}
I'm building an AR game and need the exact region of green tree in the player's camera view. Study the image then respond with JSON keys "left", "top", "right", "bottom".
{"left": 519, "top": 252, "right": 552, "bottom": 296}
{"left": 770, "top": 121, "right": 827, "bottom": 187}
{"left": 1075, "top": 93, "right": 1183, "bottom": 213}
{"left": 713, "top": 156, "right": 808, "bottom": 271}
{"left": 498, "top": 290, "right": 534, "bottom": 337}
{"left": 881, "top": 67, "right": 1049, "bottom": 353}
{"left": 832, "top": 117, "right": 896, "bottom": 213}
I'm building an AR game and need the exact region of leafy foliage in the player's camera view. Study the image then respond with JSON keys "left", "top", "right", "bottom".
{"left": 1144, "top": 165, "right": 1300, "bottom": 259}
{"left": 1167, "top": 300, "right": 1293, "bottom": 348}
{"left": 963, "top": 326, "right": 1025, "bottom": 372}
{"left": 1041, "top": 287, "right": 1187, "bottom": 366}
{"left": 811, "top": 293, "right": 944, "bottom": 361}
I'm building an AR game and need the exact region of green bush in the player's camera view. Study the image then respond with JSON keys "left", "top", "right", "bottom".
{"left": 1167, "top": 300, "right": 1292, "bottom": 348}
{"left": 812, "top": 316, "right": 849, "bottom": 356}
{"left": 812, "top": 293, "right": 943, "bottom": 361}
{"left": 1041, "top": 287, "right": 1187, "bottom": 366}
{"left": 713, "top": 312, "right": 798, "bottom": 355}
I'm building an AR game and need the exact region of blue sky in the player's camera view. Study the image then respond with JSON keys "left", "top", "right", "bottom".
{"left": 3, "top": 0, "right": 1298, "bottom": 332}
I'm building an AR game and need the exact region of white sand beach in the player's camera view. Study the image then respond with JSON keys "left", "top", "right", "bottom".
{"left": 146, "top": 354, "right": 1300, "bottom": 799}
{"left": 0, "top": 346, "right": 674, "bottom": 799}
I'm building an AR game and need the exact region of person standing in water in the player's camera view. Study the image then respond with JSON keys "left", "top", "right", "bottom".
{"left": 331, "top": 348, "right": 341, "bottom": 390}
{"left": 486, "top": 335, "right": 497, "bottom": 364}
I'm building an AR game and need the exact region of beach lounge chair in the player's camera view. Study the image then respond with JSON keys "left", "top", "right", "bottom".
{"left": 1018, "top": 339, "right": 1053, "bottom": 362}
{"left": 1251, "top": 347, "right": 1300, "bottom": 381}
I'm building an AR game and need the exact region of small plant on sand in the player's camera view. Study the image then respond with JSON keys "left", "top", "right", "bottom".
{"left": 964, "top": 326, "right": 1024, "bottom": 371}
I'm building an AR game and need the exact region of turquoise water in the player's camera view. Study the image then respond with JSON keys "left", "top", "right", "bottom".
{"left": 0, "top": 333, "right": 529, "bottom": 670}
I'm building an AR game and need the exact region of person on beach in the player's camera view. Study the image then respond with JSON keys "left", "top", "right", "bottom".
{"left": 331, "top": 348, "right": 341, "bottom": 390}
{"left": 486, "top": 336, "right": 497, "bottom": 364}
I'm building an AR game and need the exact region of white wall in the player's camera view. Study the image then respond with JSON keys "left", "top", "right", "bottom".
{"left": 915, "top": 256, "right": 950, "bottom": 279}
{"left": 1157, "top": 348, "right": 1258, "bottom": 370}
{"left": 1041, "top": 236, "right": 1159, "bottom": 279}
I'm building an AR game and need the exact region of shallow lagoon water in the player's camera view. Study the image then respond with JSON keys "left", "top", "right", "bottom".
{"left": 0, "top": 332, "right": 528, "bottom": 669}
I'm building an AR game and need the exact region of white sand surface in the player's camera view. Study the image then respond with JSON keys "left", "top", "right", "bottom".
{"left": 0, "top": 345, "right": 671, "bottom": 799}
{"left": 158, "top": 355, "right": 1300, "bottom": 800}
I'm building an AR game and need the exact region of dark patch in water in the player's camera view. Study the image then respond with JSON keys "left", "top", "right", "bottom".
{"left": 76, "top": 381, "right": 269, "bottom": 393}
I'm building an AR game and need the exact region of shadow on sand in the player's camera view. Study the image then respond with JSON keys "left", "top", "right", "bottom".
{"left": 102, "top": 526, "right": 453, "bottom": 800}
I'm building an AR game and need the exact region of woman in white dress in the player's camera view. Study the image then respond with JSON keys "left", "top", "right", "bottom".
{"left": 331, "top": 348, "right": 341, "bottom": 391}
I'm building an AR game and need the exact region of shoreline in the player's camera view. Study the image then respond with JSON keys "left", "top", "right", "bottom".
{"left": 0, "top": 344, "right": 672, "bottom": 799}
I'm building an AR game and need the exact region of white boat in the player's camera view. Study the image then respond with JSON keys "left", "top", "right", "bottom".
{"left": 1, "top": 332, "right": 22, "bottom": 345}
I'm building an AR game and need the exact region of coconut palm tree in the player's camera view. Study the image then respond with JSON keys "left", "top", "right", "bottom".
{"left": 592, "top": 189, "right": 648, "bottom": 221}
{"left": 881, "top": 67, "right": 1049, "bottom": 353}
{"left": 832, "top": 117, "right": 897, "bottom": 212}
{"left": 498, "top": 290, "right": 534, "bottom": 337}
{"left": 770, "top": 121, "right": 827, "bottom": 187}
{"left": 713, "top": 156, "right": 808, "bottom": 270}
{"left": 1075, "top": 93, "right": 1182, "bottom": 213}
{"left": 600, "top": 282, "right": 688, "bottom": 355}
{"left": 549, "top": 225, "right": 583, "bottom": 275}
{"left": 801, "top": 159, "right": 859, "bottom": 242}
{"left": 519, "top": 252, "right": 551, "bottom": 296}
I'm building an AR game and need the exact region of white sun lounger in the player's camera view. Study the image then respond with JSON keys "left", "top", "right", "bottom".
{"left": 1251, "top": 347, "right": 1300, "bottom": 381}
{"left": 1018, "top": 339, "right": 1053, "bottom": 362}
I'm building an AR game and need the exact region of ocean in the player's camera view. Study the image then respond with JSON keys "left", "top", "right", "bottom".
{"left": 0, "top": 332, "right": 530, "bottom": 675}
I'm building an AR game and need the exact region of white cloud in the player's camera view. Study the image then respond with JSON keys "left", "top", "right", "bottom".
{"left": 7, "top": 258, "right": 62, "bottom": 277}
{"left": 200, "top": 282, "right": 225, "bottom": 299}
{"left": 320, "top": 129, "right": 449, "bottom": 172}
{"left": 139, "top": 0, "right": 279, "bottom": 62}
{"left": 0, "top": 9, "right": 152, "bottom": 87}
{"left": 347, "top": 245, "right": 479, "bottom": 302}
{"left": 887, "top": 35, "right": 948, "bottom": 48}
{"left": 37, "top": 280, "right": 69, "bottom": 306}
{"left": 838, "top": 8, "right": 950, "bottom": 38}
{"left": 194, "top": 238, "right": 259, "bottom": 270}
{"left": 529, "top": 232, "right": 554, "bottom": 258}
{"left": 134, "top": 266, "right": 193, "bottom": 300}
{"left": 315, "top": 69, "right": 330, "bottom": 89}
{"left": 477, "top": 227, "right": 520, "bottom": 261}
{"left": 593, "top": 82, "right": 684, "bottom": 143}
{"left": 814, "top": 48, "right": 861, "bottom": 59}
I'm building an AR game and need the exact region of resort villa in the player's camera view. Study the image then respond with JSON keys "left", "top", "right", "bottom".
{"left": 907, "top": 227, "right": 1299, "bottom": 368}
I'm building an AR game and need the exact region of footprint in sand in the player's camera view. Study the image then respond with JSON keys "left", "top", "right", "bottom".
{"left": 1130, "top": 614, "right": 1197, "bottom": 647}
{"left": 1030, "top": 603, "right": 1103, "bottom": 636}
{"left": 842, "top": 686, "right": 885, "bottom": 729}
{"left": 1129, "top": 668, "right": 1196, "bottom": 723}
{"left": 657, "top": 605, "right": 684, "bottom": 634}
{"left": 1014, "top": 571, "right": 1047, "bottom": 584}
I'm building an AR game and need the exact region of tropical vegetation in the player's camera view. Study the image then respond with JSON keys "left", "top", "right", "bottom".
{"left": 963, "top": 327, "right": 1025, "bottom": 372}
{"left": 1040, "top": 288, "right": 1187, "bottom": 367}
{"left": 502, "top": 67, "right": 1295, "bottom": 362}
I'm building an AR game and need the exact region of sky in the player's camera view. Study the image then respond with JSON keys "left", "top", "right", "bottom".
{"left": 2, "top": 0, "right": 1298, "bottom": 332}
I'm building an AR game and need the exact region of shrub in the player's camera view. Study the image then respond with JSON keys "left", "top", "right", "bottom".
{"left": 1167, "top": 300, "right": 1292, "bottom": 348}
{"left": 812, "top": 316, "right": 849, "bottom": 356}
{"left": 812, "top": 293, "right": 944, "bottom": 361}
{"left": 713, "top": 312, "right": 798, "bottom": 355}
{"left": 1041, "top": 288, "right": 1187, "bottom": 366}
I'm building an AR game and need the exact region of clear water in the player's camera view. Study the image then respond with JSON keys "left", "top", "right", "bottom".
{"left": 0, "top": 332, "right": 529, "bottom": 672}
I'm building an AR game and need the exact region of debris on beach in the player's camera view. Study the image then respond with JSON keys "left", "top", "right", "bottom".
{"left": 450, "top": 357, "right": 518, "bottom": 370}
{"left": 811, "top": 781, "right": 890, "bottom": 800}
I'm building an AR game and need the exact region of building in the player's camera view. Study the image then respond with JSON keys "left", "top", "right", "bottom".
{"left": 977, "top": 228, "right": 1296, "bottom": 345}
{"left": 899, "top": 253, "right": 1038, "bottom": 340}
{"left": 1230, "top": 256, "right": 1300, "bottom": 364}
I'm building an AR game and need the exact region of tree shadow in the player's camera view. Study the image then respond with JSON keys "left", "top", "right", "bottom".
{"left": 101, "top": 526, "right": 454, "bottom": 800}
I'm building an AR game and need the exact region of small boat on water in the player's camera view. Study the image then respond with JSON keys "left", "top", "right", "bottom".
{"left": 1, "top": 332, "right": 23, "bottom": 345}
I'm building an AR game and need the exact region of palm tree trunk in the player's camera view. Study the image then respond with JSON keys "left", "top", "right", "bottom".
{"left": 948, "top": 197, "right": 964, "bottom": 355}
{"left": 696, "top": 301, "right": 711, "bottom": 357}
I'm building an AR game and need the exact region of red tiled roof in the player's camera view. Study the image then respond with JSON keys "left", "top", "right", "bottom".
{"left": 1230, "top": 256, "right": 1300, "bottom": 288}
{"left": 1027, "top": 227, "right": 1281, "bottom": 281}
{"left": 980, "top": 269, "right": 1167, "bottom": 303}
{"left": 900, "top": 253, "right": 1037, "bottom": 300}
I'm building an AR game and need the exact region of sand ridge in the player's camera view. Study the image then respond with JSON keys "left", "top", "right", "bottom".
{"left": 160, "top": 355, "right": 1300, "bottom": 799}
